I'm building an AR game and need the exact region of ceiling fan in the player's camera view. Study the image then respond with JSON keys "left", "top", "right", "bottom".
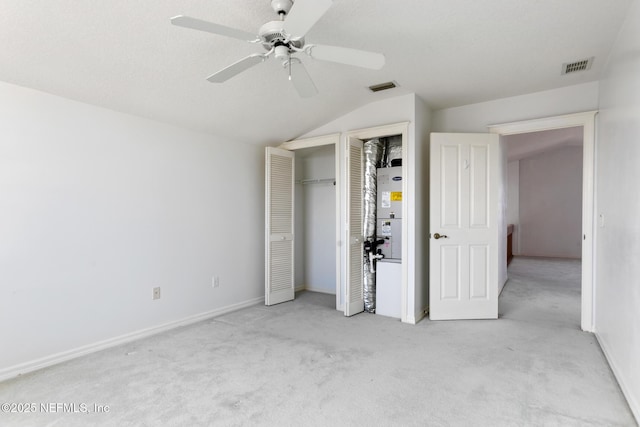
{"left": 170, "top": 0, "right": 385, "bottom": 97}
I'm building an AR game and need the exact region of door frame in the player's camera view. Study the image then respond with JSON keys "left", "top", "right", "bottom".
{"left": 488, "top": 111, "right": 597, "bottom": 332}
{"left": 278, "top": 134, "right": 341, "bottom": 310}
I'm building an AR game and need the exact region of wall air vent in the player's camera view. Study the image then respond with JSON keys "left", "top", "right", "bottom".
{"left": 369, "top": 81, "right": 397, "bottom": 92}
{"left": 561, "top": 57, "right": 594, "bottom": 75}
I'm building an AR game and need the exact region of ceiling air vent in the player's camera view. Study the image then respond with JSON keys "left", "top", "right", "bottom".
{"left": 561, "top": 57, "right": 594, "bottom": 75}
{"left": 369, "top": 81, "right": 397, "bottom": 92}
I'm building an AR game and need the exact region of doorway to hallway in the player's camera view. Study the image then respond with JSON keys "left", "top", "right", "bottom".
{"left": 502, "top": 257, "right": 582, "bottom": 329}
{"left": 501, "top": 126, "right": 584, "bottom": 328}
{"left": 489, "top": 111, "right": 596, "bottom": 331}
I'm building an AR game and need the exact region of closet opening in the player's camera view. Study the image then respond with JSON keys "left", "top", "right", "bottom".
{"left": 294, "top": 145, "right": 337, "bottom": 299}
{"left": 361, "top": 135, "right": 403, "bottom": 319}
{"left": 267, "top": 123, "right": 410, "bottom": 319}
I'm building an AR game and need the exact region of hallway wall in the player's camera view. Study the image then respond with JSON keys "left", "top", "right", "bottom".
{"left": 518, "top": 146, "right": 583, "bottom": 258}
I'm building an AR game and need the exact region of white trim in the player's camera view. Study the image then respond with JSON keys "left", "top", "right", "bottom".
{"left": 295, "top": 284, "right": 336, "bottom": 295}
{"left": 346, "top": 122, "right": 411, "bottom": 323}
{"left": 413, "top": 309, "right": 427, "bottom": 324}
{"left": 0, "top": 297, "right": 263, "bottom": 383}
{"left": 278, "top": 133, "right": 341, "bottom": 150}
{"left": 596, "top": 334, "right": 640, "bottom": 424}
{"left": 488, "top": 111, "right": 597, "bottom": 332}
{"left": 303, "top": 285, "right": 337, "bottom": 295}
{"left": 488, "top": 111, "right": 597, "bottom": 135}
{"left": 335, "top": 141, "right": 342, "bottom": 311}
{"left": 346, "top": 122, "right": 409, "bottom": 141}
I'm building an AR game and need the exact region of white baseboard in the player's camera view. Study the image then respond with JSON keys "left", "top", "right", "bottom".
{"left": 304, "top": 285, "right": 336, "bottom": 295}
{"left": 415, "top": 307, "right": 428, "bottom": 323}
{"left": 595, "top": 333, "right": 640, "bottom": 424}
{"left": 0, "top": 296, "right": 263, "bottom": 383}
{"left": 295, "top": 284, "right": 336, "bottom": 295}
{"left": 402, "top": 306, "right": 429, "bottom": 325}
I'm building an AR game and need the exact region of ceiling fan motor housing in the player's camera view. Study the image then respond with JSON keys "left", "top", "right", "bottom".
{"left": 259, "top": 21, "right": 304, "bottom": 52}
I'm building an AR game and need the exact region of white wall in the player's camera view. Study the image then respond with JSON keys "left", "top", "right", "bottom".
{"left": 518, "top": 146, "right": 583, "bottom": 258}
{"left": 595, "top": 0, "right": 640, "bottom": 421}
{"left": 432, "top": 82, "right": 599, "bottom": 133}
{"left": 0, "top": 82, "right": 265, "bottom": 378}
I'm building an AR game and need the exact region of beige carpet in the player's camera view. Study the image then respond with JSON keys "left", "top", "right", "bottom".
{"left": 0, "top": 257, "right": 636, "bottom": 426}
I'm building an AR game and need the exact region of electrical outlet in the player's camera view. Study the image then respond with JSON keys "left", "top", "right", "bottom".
{"left": 212, "top": 276, "right": 220, "bottom": 288}
{"left": 152, "top": 287, "right": 161, "bottom": 300}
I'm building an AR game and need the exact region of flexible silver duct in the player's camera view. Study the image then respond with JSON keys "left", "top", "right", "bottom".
{"left": 363, "top": 139, "right": 383, "bottom": 312}
{"left": 384, "top": 135, "right": 403, "bottom": 167}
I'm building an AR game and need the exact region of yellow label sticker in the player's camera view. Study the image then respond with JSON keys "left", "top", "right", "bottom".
{"left": 391, "top": 191, "right": 402, "bottom": 202}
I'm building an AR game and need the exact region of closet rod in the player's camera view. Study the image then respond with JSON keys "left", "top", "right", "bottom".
{"left": 297, "top": 178, "right": 336, "bottom": 185}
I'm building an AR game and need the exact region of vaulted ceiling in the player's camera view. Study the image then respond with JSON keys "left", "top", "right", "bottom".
{"left": 0, "top": 1, "right": 632, "bottom": 145}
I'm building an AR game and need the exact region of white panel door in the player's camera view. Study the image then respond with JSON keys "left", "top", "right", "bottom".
{"left": 265, "top": 147, "right": 295, "bottom": 306}
{"left": 429, "top": 133, "right": 499, "bottom": 320}
{"left": 345, "top": 137, "right": 364, "bottom": 316}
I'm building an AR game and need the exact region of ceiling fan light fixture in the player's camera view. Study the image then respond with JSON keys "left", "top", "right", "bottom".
{"left": 274, "top": 44, "right": 290, "bottom": 61}
{"left": 369, "top": 81, "right": 397, "bottom": 92}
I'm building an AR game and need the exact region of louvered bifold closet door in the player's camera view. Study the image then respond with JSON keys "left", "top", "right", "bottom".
{"left": 265, "top": 147, "right": 295, "bottom": 306}
{"left": 345, "top": 138, "right": 364, "bottom": 316}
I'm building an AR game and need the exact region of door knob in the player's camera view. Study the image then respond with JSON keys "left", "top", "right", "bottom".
{"left": 433, "top": 233, "right": 448, "bottom": 239}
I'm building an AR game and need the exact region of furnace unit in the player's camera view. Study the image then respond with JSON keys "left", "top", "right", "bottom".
{"left": 376, "top": 166, "right": 402, "bottom": 260}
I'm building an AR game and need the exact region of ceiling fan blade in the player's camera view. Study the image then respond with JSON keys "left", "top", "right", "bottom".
{"left": 307, "top": 44, "right": 385, "bottom": 70}
{"left": 290, "top": 59, "right": 318, "bottom": 98}
{"left": 283, "top": 0, "right": 332, "bottom": 39}
{"left": 170, "top": 15, "right": 257, "bottom": 42}
{"left": 207, "top": 54, "right": 266, "bottom": 83}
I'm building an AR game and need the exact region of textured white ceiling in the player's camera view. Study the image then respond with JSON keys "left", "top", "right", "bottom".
{"left": 0, "top": 1, "right": 632, "bottom": 144}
